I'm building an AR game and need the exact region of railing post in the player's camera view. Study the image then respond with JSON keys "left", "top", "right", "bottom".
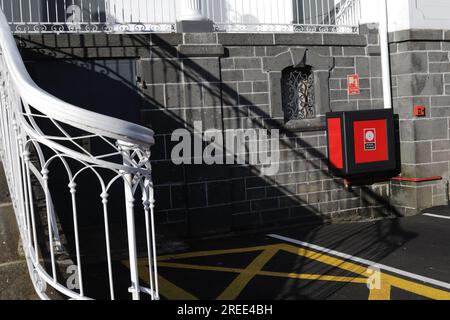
{"left": 176, "top": 0, "right": 213, "bottom": 32}
{"left": 118, "top": 140, "right": 141, "bottom": 301}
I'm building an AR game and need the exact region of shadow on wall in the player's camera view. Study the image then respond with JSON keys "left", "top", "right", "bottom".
{"left": 16, "top": 34, "right": 418, "bottom": 300}
{"left": 19, "top": 34, "right": 406, "bottom": 238}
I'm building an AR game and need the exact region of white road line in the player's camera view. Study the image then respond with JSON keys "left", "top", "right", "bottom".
{"left": 423, "top": 213, "right": 450, "bottom": 220}
{"left": 268, "top": 234, "right": 450, "bottom": 291}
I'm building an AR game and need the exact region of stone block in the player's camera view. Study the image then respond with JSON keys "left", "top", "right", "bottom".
{"left": 397, "top": 74, "right": 443, "bottom": 96}
{"left": 178, "top": 45, "right": 224, "bottom": 57}
{"left": 323, "top": 34, "right": 367, "bottom": 46}
{"left": 394, "top": 29, "right": 443, "bottom": 42}
{"left": 218, "top": 33, "right": 274, "bottom": 46}
{"left": 335, "top": 57, "right": 355, "bottom": 67}
{"left": 150, "top": 33, "right": 183, "bottom": 46}
{"left": 390, "top": 52, "right": 428, "bottom": 75}
{"left": 222, "top": 70, "right": 244, "bottom": 81}
{"left": 140, "top": 59, "right": 181, "bottom": 84}
{"left": 239, "top": 93, "right": 269, "bottom": 106}
{"left": 398, "top": 41, "right": 441, "bottom": 52}
{"left": 183, "top": 33, "right": 217, "bottom": 44}
{"left": 355, "top": 57, "right": 370, "bottom": 77}
{"left": 234, "top": 57, "right": 262, "bottom": 69}
{"left": 227, "top": 46, "right": 255, "bottom": 57}
{"left": 343, "top": 47, "right": 366, "bottom": 56}
{"left": 184, "top": 83, "right": 204, "bottom": 108}
{"left": 243, "top": 70, "right": 268, "bottom": 81}
{"left": 253, "top": 81, "right": 269, "bottom": 93}
{"left": 429, "top": 63, "right": 450, "bottom": 73}
{"left": 400, "top": 118, "right": 448, "bottom": 141}
{"left": 182, "top": 57, "right": 220, "bottom": 82}
{"left": 165, "top": 84, "right": 184, "bottom": 108}
{"left": 274, "top": 33, "right": 322, "bottom": 46}
{"left": 429, "top": 52, "right": 450, "bottom": 62}
{"left": 141, "top": 84, "right": 165, "bottom": 110}
{"left": 400, "top": 141, "right": 432, "bottom": 164}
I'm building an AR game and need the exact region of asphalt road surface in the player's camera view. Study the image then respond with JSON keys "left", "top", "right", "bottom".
{"left": 149, "top": 207, "right": 450, "bottom": 300}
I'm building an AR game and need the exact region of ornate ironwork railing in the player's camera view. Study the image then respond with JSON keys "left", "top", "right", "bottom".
{"left": 282, "top": 67, "right": 315, "bottom": 121}
{"left": 1, "top": 0, "right": 361, "bottom": 34}
{"left": 0, "top": 7, "right": 158, "bottom": 300}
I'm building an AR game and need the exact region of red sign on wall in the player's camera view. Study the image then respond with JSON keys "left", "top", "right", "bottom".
{"left": 348, "top": 74, "right": 360, "bottom": 96}
{"left": 353, "top": 120, "right": 389, "bottom": 165}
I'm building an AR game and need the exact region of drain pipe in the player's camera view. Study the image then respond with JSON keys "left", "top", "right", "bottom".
{"left": 379, "top": 0, "right": 392, "bottom": 110}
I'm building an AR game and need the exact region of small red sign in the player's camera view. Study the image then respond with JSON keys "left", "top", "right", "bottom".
{"left": 348, "top": 75, "right": 360, "bottom": 96}
{"left": 414, "top": 105, "right": 426, "bottom": 117}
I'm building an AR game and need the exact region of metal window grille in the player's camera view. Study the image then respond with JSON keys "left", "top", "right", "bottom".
{"left": 281, "top": 66, "right": 315, "bottom": 121}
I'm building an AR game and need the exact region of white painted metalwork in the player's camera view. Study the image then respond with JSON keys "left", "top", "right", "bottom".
{"left": 1, "top": 0, "right": 360, "bottom": 34}
{"left": 208, "top": 0, "right": 361, "bottom": 33}
{"left": 0, "top": 6, "right": 159, "bottom": 300}
{"left": 379, "top": 0, "right": 392, "bottom": 110}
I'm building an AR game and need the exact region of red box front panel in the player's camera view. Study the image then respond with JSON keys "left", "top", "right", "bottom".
{"left": 353, "top": 119, "right": 388, "bottom": 164}
{"left": 327, "top": 117, "right": 343, "bottom": 169}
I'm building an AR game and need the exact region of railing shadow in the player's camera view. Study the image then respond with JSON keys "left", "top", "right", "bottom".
{"left": 16, "top": 33, "right": 417, "bottom": 300}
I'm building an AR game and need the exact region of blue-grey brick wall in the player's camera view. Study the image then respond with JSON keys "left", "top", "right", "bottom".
{"left": 389, "top": 30, "right": 450, "bottom": 212}
{"left": 15, "top": 26, "right": 402, "bottom": 238}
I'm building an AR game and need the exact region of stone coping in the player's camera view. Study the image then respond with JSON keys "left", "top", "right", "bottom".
{"left": 16, "top": 32, "right": 367, "bottom": 48}
{"left": 389, "top": 29, "right": 450, "bottom": 43}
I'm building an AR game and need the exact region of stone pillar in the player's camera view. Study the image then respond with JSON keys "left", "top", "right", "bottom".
{"left": 176, "top": 0, "right": 214, "bottom": 33}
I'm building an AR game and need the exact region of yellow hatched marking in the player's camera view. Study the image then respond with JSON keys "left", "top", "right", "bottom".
{"left": 369, "top": 284, "right": 392, "bottom": 300}
{"left": 258, "top": 271, "right": 368, "bottom": 284}
{"left": 279, "top": 244, "right": 368, "bottom": 276}
{"left": 217, "top": 247, "right": 279, "bottom": 300}
{"left": 279, "top": 244, "right": 450, "bottom": 300}
{"left": 160, "top": 261, "right": 368, "bottom": 284}
{"left": 126, "top": 243, "right": 450, "bottom": 301}
{"left": 158, "top": 246, "right": 269, "bottom": 262}
{"left": 383, "top": 274, "right": 450, "bottom": 300}
{"left": 158, "top": 275, "right": 199, "bottom": 300}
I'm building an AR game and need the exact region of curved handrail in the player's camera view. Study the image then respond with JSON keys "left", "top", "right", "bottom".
{"left": 0, "top": 9, "right": 154, "bottom": 148}
{"left": 0, "top": 7, "right": 159, "bottom": 301}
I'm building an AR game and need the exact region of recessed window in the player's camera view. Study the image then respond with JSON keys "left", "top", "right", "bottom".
{"left": 281, "top": 66, "right": 315, "bottom": 122}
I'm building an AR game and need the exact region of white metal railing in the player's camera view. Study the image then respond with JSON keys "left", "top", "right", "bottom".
{"left": 0, "top": 6, "right": 159, "bottom": 300}
{"left": 208, "top": 0, "right": 361, "bottom": 33}
{"left": 2, "top": 0, "right": 361, "bottom": 34}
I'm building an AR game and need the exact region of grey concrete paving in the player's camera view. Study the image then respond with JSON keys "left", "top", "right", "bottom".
{"left": 0, "top": 204, "right": 38, "bottom": 300}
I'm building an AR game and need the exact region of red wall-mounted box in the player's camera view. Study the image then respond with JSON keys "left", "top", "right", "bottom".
{"left": 326, "top": 109, "right": 397, "bottom": 178}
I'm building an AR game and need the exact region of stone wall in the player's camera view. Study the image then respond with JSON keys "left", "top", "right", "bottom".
{"left": 14, "top": 26, "right": 406, "bottom": 238}
{"left": 389, "top": 30, "right": 450, "bottom": 214}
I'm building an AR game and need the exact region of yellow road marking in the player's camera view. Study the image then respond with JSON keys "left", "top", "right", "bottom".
{"left": 158, "top": 275, "right": 199, "bottom": 300}
{"left": 159, "top": 262, "right": 368, "bottom": 284}
{"left": 280, "top": 244, "right": 368, "bottom": 276}
{"left": 368, "top": 274, "right": 392, "bottom": 300}
{"left": 125, "top": 243, "right": 450, "bottom": 301}
{"left": 383, "top": 274, "right": 450, "bottom": 300}
{"left": 159, "top": 262, "right": 244, "bottom": 274}
{"left": 217, "top": 247, "right": 279, "bottom": 300}
{"left": 158, "top": 246, "right": 268, "bottom": 262}
{"left": 258, "top": 271, "right": 368, "bottom": 284}
{"left": 280, "top": 244, "right": 450, "bottom": 300}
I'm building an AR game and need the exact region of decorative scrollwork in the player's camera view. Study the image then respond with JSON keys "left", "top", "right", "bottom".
{"left": 282, "top": 67, "right": 315, "bottom": 121}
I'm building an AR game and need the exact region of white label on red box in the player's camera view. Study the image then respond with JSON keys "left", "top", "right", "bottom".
{"left": 364, "top": 128, "right": 376, "bottom": 151}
